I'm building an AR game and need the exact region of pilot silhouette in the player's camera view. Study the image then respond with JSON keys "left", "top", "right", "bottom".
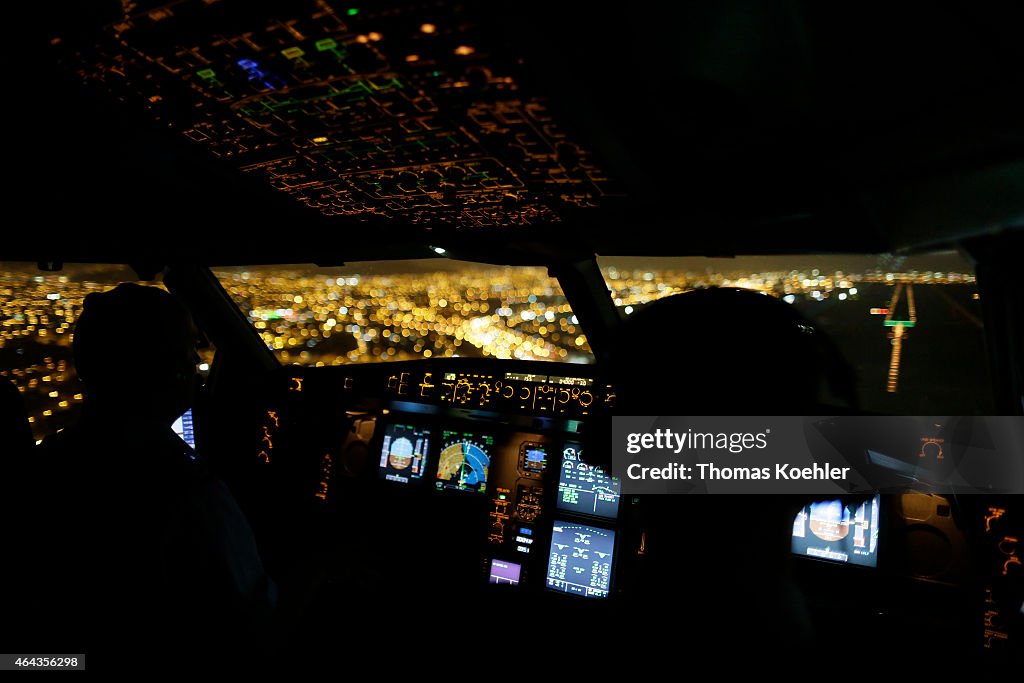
{"left": 1, "top": 378, "right": 33, "bottom": 457}
{"left": 0, "top": 379, "right": 35, "bottom": 651}
{"left": 605, "top": 288, "right": 855, "bottom": 656}
{"left": 607, "top": 287, "right": 855, "bottom": 415}
{"left": 29, "top": 283, "right": 276, "bottom": 668}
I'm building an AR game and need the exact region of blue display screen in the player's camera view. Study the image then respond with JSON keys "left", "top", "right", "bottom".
{"left": 791, "top": 494, "right": 881, "bottom": 568}
{"left": 172, "top": 409, "right": 195, "bottom": 449}
{"left": 436, "top": 430, "right": 493, "bottom": 493}
{"left": 378, "top": 422, "right": 431, "bottom": 484}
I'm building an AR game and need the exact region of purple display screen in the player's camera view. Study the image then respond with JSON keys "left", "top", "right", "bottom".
{"left": 488, "top": 559, "right": 522, "bottom": 585}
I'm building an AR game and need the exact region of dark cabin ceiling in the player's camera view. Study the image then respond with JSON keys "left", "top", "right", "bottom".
{"left": 3, "top": 0, "right": 1023, "bottom": 264}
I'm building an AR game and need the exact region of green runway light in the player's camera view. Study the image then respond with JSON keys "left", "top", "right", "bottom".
{"left": 883, "top": 320, "right": 916, "bottom": 327}
{"left": 347, "top": 8, "right": 360, "bottom": 16}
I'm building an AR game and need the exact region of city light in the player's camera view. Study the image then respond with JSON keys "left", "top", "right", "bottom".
{"left": 0, "top": 268, "right": 214, "bottom": 439}
{"left": 213, "top": 266, "right": 593, "bottom": 366}
{"left": 0, "top": 263, "right": 979, "bottom": 440}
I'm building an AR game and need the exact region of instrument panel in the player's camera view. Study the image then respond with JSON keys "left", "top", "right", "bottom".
{"left": 251, "top": 358, "right": 1023, "bottom": 659}
{"left": 382, "top": 367, "right": 615, "bottom": 417}
{"left": 366, "top": 402, "right": 624, "bottom": 597}
{"left": 262, "top": 357, "right": 627, "bottom": 597}
{"left": 65, "top": 0, "right": 623, "bottom": 233}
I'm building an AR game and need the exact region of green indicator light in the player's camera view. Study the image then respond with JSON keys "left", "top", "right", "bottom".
{"left": 281, "top": 46, "right": 305, "bottom": 59}
{"left": 347, "top": 8, "right": 360, "bottom": 16}
{"left": 196, "top": 68, "right": 215, "bottom": 79}
{"left": 316, "top": 38, "right": 337, "bottom": 51}
{"left": 432, "top": 70, "right": 441, "bottom": 77}
{"left": 883, "top": 320, "right": 916, "bottom": 327}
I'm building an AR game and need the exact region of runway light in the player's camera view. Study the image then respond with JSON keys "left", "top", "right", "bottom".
{"left": 849, "top": 287, "right": 858, "bottom": 295}
{"left": 420, "top": 23, "right": 436, "bottom": 34}
{"left": 838, "top": 293, "right": 848, "bottom": 301}
{"left": 432, "top": 246, "right": 446, "bottom": 255}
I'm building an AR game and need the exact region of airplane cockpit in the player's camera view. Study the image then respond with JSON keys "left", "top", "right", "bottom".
{"left": 2, "top": 0, "right": 1023, "bottom": 669}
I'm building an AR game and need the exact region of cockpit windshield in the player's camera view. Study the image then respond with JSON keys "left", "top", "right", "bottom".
{"left": 214, "top": 260, "right": 592, "bottom": 366}
{"left": 598, "top": 251, "right": 991, "bottom": 414}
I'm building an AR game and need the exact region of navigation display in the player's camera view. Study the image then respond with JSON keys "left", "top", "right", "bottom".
{"left": 557, "top": 445, "right": 621, "bottom": 520}
{"left": 378, "top": 422, "right": 430, "bottom": 484}
{"left": 546, "top": 521, "right": 615, "bottom": 598}
{"left": 436, "top": 430, "right": 494, "bottom": 493}
{"left": 792, "top": 494, "right": 881, "bottom": 567}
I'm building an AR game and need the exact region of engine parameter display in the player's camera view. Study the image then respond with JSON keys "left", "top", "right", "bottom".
{"left": 557, "top": 445, "right": 621, "bottom": 520}
{"left": 546, "top": 521, "right": 615, "bottom": 598}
